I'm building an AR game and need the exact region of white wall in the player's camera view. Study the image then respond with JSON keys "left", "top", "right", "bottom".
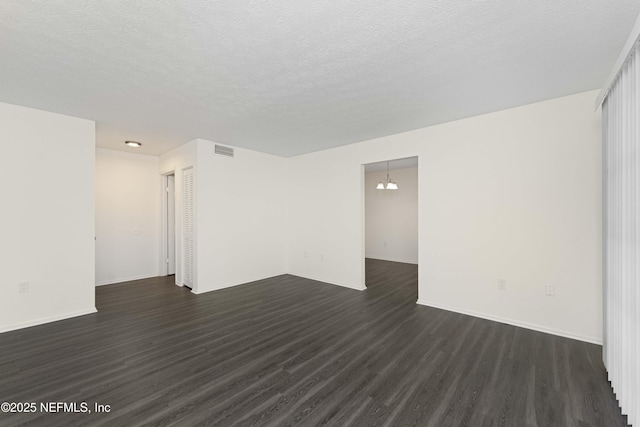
{"left": 365, "top": 167, "right": 418, "bottom": 264}
{"left": 160, "top": 139, "right": 287, "bottom": 293}
{"left": 196, "top": 139, "right": 287, "bottom": 292}
{"left": 287, "top": 90, "right": 603, "bottom": 343}
{"left": 95, "top": 148, "right": 161, "bottom": 285}
{"left": 0, "top": 102, "right": 96, "bottom": 332}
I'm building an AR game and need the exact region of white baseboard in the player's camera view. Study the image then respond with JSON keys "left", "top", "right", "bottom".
{"left": 0, "top": 308, "right": 98, "bottom": 334}
{"left": 416, "top": 299, "right": 602, "bottom": 345}
{"left": 365, "top": 256, "right": 418, "bottom": 265}
{"left": 289, "top": 274, "right": 366, "bottom": 291}
{"left": 95, "top": 274, "right": 157, "bottom": 286}
{"left": 192, "top": 273, "right": 288, "bottom": 295}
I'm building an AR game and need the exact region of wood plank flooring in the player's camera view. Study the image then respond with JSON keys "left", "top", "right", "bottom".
{"left": 0, "top": 259, "right": 628, "bottom": 426}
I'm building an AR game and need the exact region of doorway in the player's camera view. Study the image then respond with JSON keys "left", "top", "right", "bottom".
{"left": 162, "top": 172, "right": 176, "bottom": 277}
{"left": 363, "top": 157, "right": 419, "bottom": 299}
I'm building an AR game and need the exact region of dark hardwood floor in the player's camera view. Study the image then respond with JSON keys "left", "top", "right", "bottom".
{"left": 0, "top": 259, "right": 627, "bottom": 426}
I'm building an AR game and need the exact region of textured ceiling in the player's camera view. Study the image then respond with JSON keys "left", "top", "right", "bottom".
{"left": 1, "top": 1, "right": 638, "bottom": 157}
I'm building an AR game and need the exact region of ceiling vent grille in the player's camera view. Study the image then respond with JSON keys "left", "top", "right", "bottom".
{"left": 214, "top": 144, "right": 234, "bottom": 157}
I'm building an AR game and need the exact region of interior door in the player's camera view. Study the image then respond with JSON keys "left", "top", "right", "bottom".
{"left": 167, "top": 174, "right": 176, "bottom": 275}
{"left": 182, "top": 168, "right": 194, "bottom": 289}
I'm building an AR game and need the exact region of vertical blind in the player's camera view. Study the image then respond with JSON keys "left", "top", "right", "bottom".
{"left": 603, "top": 40, "right": 640, "bottom": 427}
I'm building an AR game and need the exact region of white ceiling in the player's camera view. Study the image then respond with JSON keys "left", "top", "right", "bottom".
{"left": 1, "top": 1, "right": 638, "bottom": 157}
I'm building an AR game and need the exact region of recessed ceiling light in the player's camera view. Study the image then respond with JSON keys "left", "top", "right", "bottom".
{"left": 125, "top": 140, "right": 142, "bottom": 148}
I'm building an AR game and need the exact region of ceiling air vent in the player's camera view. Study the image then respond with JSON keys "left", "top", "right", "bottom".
{"left": 214, "top": 144, "right": 234, "bottom": 157}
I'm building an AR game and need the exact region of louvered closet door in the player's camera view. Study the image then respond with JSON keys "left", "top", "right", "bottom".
{"left": 182, "top": 167, "right": 194, "bottom": 288}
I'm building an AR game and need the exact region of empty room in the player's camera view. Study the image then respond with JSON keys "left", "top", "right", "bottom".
{"left": 1, "top": 1, "right": 639, "bottom": 426}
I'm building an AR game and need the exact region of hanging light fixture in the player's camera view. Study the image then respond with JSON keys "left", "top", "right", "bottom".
{"left": 376, "top": 161, "right": 399, "bottom": 190}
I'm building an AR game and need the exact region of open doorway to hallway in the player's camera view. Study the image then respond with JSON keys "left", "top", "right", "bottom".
{"left": 363, "top": 157, "right": 419, "bottom": 299}
{"left": 161, "top": 172, "right": 176, "bottom": 277}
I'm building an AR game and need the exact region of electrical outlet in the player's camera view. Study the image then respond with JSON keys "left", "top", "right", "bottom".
{"left": 18, "top": 282, "right": 29, "bottom": 293}
{"left": 497, "top": 279, "right": 506, "bottom": 291}
{"left": 545, "top": 284, "right": 555, "bottom": 296}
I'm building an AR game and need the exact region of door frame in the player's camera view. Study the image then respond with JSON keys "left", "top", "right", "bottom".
{"left": 160, "top": 170, "right": 178, "bottom": 282}
{"left": 361, "top": 156, "right": 420, "bottom": 296}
